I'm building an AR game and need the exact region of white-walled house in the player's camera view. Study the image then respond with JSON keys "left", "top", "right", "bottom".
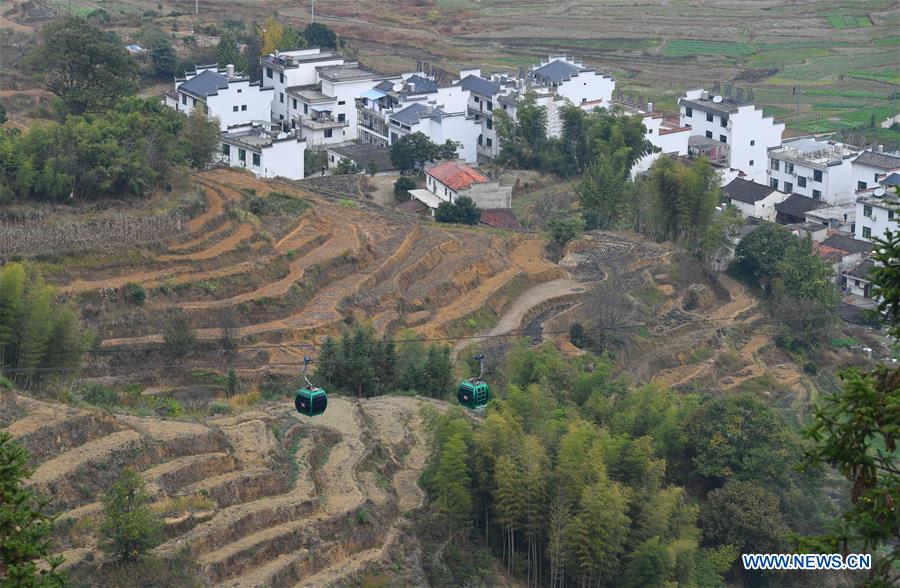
{"left": 166, "top": 65, "right": 272, "bottom": 130}
{"left": 844, "top": 259, "right": 875, "bottom": 298}
{"left": 855, "top": 190, "right": 899, "bottom": 241}
{"left": 851, "top": 149, "right": 900, "bottom": 192}
{"left": 679, "top": 89, "right": 783, "bottom": 184}
{"left": 722, "top": 178, "right": 787, "bottom": 221}
{"left": 388, "top": 102, "right": 481, "bottom": 164}
{"left": 409, "top": 160, "right": 512, "bottom": 212}
{"left": 768, "top": 137, "right": 858, "bottom": 205}
{"left": 219, "top": 124, "right": 305, "bottom": 180}
{"left": 260, "top": 48, "right": 345, "bottom": 125}
{"left": 528, "top": 55, "right": 614, "bottom": 108}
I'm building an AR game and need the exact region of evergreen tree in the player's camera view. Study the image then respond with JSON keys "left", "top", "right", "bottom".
{"left": 100, "top": 470, "right": 162, "bottom": 562}
{"left": 578, "top": 480, "right": 630, "bottom": 585}
{"left": 181, "top": 107, "right": 221, "bottom": 169}
{"left": 149, "top": 38, "right": 177, "bottom": 77}
{"left": 423, "top": 344, "right": 453, "bottom": 397}
{"left": 577, "top": 157, "right": 629, "bottom": 229}
{"left": 622, "top": 536, "right": 673, "bottom": 588}
{"left": 302, "top": 23, "right": 337, "bottom": 49}
{"left": 433, "top": 431, "right": 473, "bottom": 538}
{"left": 494, "top": 453, "right": 525, "bottom": 572}
{"left": 0, "top": 433, "right": 65, "bottom": 587}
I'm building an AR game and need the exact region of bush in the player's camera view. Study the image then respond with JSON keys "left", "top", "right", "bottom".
{"left": 207, "top": 401, "right": 232, "bottom": 415}
{"left": 355, "top": 508, "right": 371, "bottom": 525}
{"left": 100, "top": 470, "right": 162, "bottom": 562}
{"left": 394, "top": 176, "right": 416, "bottom": 201}
{"left": 162, "top": 310, "right": 196, "bottom": 357}
{"left": 123, "top": 282, "right": 146, "bottom": 306}
{"left": 79, "top": 383, "right": 120, "bottom": 407}
{"left": 0, "top": 375, "right": 12, "bottom": 390}
{"left": 435, "top": 196, "right": 479, "bottom": 225}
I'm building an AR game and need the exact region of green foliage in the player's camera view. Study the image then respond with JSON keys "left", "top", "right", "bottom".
{"left": 149, "top": 38, "right": 177, "bottom": 77}
{"left": 0, "top": 103, "right": 6, "bottom": 125}
{"left": 0, "top": 262, "right": 92, "bottom": 386}
{"left": 365, "top": 160, "right": 378, "bottom": 176}
{"left": 0, "top": 98, "right": 188, "bottom": 202}
{"left": 435, "top": 196, "right": 480, "bottom": 225}
{"left": 334, "top": 157, "right": 358, "bottom": 175}
{"left": 227, "top": 368, "right": 238, "bottom": 396}
{"left": 162, "top": 310, "right": 196, "bottom": 357}
{"left": 100, "top": 470, "right": 162, "bottom": 563}
{"left": 577, "top": 157, "right": 629, "bottom": 229}
{"left": 648, "top": 156, "right": 720, "bottom": 247}
{"left": 123, "top": 282, "right": 146, "bottom": 306}
{"left": 732, "top": 222, "right": 795, "bottom": 290}
{"left": 776, "top": 237, "right": 839, "bottom": 307}
{"left": 0, "top": 433, "right": 65, "bottom": 587}
{"left": 869, "top": 216, "right": 900, "bottom": 339}
{"left": 303, "top": 23, "right": 338, "bottom": 49}
{"left": 25, "top": 17, "right": 138, "bottom": 115}
{"left": 548, "top": 215, "right": 584, "bottom": 248}
{"left": 393, "top": 176, "right": 416, "bottom": 201}
{"left": 304, "top": 148, "right": 328, "bottom": 177}
{"left": 389, "top": 132, "right": 439, "bottom": 172}
{"left": 662, "top": 39, "right": 754, "bottom": 56}
{"left": 622, "top": 536, "right": 673, "bottom": 588}
{"left": 215, "top": 30, "right": 247, "bottom": 74}
{"left": 701, "top": 481, "right": 786, "bottom": 553}
{"left": 182, "top": 107, "right": 221, "bottom": 169}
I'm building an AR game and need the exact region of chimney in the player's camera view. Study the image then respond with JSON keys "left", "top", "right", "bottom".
{"left": 226, "top": 64, "right": 235, "bottom": 78}
{"left": 416, "top": 60, "right": 422, "bottom": 73}
{"left": 877, "top": 144, "right": 884, "bottom": 153}
{"left": 701, "top": 90, "right": 709, "bottom": 100}
{"left": 423, "top": 61, "right": 429, "bottom": 77}
{"left": 647, "top": 102, "right": 654, "bottom": 113}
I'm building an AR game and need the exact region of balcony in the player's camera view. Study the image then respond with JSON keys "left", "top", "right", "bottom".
{"left": 299, "top": 115, "right": 347, "bottom": 130}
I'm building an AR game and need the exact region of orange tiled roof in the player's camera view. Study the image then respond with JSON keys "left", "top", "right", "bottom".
{"left": 427, "top": 161, "right": 488, "bottom": 192}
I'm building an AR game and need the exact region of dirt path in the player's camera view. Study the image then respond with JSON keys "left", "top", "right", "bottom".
{"left": 157, "top": 223, "right": 254, "bottom": 262}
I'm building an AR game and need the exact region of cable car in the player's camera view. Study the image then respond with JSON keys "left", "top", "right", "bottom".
{"left": 457, "top": 353, "right": 490, "bottom": 410}
{"left": 295, "top": 356, "right": 327, "bottom": 417}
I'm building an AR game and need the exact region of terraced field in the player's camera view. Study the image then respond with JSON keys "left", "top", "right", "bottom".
{"left": 3, "top": 391, "right": 438, "bottom": 586}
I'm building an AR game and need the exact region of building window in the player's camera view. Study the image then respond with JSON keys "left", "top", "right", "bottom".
{"left": 750, "top": 140, "right": 755, "bottom": 146}
{"left": 477, "top": 134, "right": 482, "bottom": 146}
{"left": 241, "top": 105, "right": 247, "bottom": 111}
{"left": 858, "top": 181, "right": 867, "bottom": 190}
{"left": 685, "top": 107, "right": 692, "bottom": 117}
{"left": 705, "top": 130, "right": 713, "bottom": 138}
{"left": 237, "top": 88, "right": 242, "bottom": 93}
{"left": 770, "top": 178, "right": 778, "bottom": 189}
{"left": 473, "top": 96, "right": 480, "bottom": 104}
{"left": 855, "top": 279, "right": 860, "bottom": 287}
{"left": 798, "top": 176, "right": 807, "bottom": 188}
{"left": 706, "top": 113, "right": 714, "bottom": 122}
{"left": 503, "top": 104, "right": 508, "bottom": 110}
{"left": 486, "top": 118, "right": 493, "bottom": 130}
{"left": 338, "top": 100, "right": 345, "bottom": 105}
{"left": 222, "top": 144, "right": 230, "bottom": 156}
{"left": 720, "top": 116, "right": 727, "bottom": 128}
{"left": 233, "top": 105, "right": 239, "bottom": 112}
{"left": 266, "top": 68, "right": 273, "bottom": 79}
{"left": 293, "top": 98, "right": 297, "bottom": 109}
{"left": 192, "top": 98, "right": 197, "bottom": 106}
{"left": 324, "top": 129, "right": 333, "bottom": 138}
{"left": 279, "top": 73, "right": 284, "bottom": 84}
{"left": 487, "top": 101, "right": 493, "bottom": 111}
{"left": 445, "top": 187, "right": 448, "bottom": 196}
{"left": 279, "top": 114, "right": 283, "bottom": 120}
{"left": 812, "top": 189, "right": 822, "bottom": 200}
{"left": 279, "top": 92, "right": 284, "bottom": 103}
{"left": 304, "top": 104, "right": 308, "bottom": 114}
{"left": 252, "top": 153, "right": 260, "bottom": 166}
{"left": 771, "top": 158, "right": 779, "bottom": 171}
{"left": 719, "top": 134, "right": 727, "bottom": 143}
{"left": 337, "top": 113, "right": 345, "bottom": 122}
{"left": 863, "top": 226, "right": 872, "bottom": 238}
{"left": 784, "top": 181, "right": 793, "bottom": 193}
{"left": 889, "top": 209, "right": 895, "bottom": 220}
{"left": 813, "top": 169, "right": 822, "bottom": 182}
{"left": 785, "top": 162, "right": 794, "bottom": 174}
{"left": 749, "top": 160, "right": 754, "bottom": 166}
{"left": 486, "top": 138, "right": 493, "bottom": 147}
{"left": 238, "top": 148, "right": 246, "bottom": 161}
{"left": 864, "top": 204, "right": 873, "bottom": 217}
{"left": 181, "top": 94, "right": 187, "bottom": 105}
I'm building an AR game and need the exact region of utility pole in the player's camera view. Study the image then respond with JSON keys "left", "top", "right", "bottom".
{"left": 311, "top": 0, "right": 315, "bottom": 23}
{"left": 195, "top": 0, "right": 199, "bottom": 14}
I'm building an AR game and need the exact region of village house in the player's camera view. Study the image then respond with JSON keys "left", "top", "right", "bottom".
{"left": 855, "top": 189, "right": 899, "bottom": 242}
{"left": 679, "top": 89, "right": 784, "bottom": 184}
{"left": 844, "top": 259, "right": 876, "bottom": 299}
{"left": 722, "top": 178, "right": 787, "bottom": 222}
{"left": 166, "top": 65, "right": 272, "bottom": 130}
{"left": 804, "top": 201, "right": 857, "bottom": 233}
{"left": 219, "top": 123, "right": 305, "bottom": 180}
{"left": 408, "top": 160, "right": 512, "bottom": 213}
{"left": 768, "top": 137, "right": 858, "bottom": 205}
{"left": 324, "top": 142, "right": 395, "bottom": 173}
{"left": 815, "top": 232, "right": 873, "bottom": 285}
{"left": 774, "top": 193, "right": 827, "bottom": 225}
{"left": 851, "top": 148, "right": 900, "bottom": 192}
{"left": 260, "top": 48, "right": 345, "bottom": 125}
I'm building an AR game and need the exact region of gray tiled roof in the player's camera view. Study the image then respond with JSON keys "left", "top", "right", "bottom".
{"left": 821, "top": 234, "right": 873, "bottom": 255}
{"left": 680, "top": 96, "right": 747, "bottom": 116}
{"left": 855, "top": 150, "right": 900, "bottom": 170}
{"left": 460, "top": 75, "right": 499, "bottom": 97}
{"left": 180, "top": 69, "right": 228, "bottom": 98}
{"left": 530, "top": 60, "right": 581, "bottom": 84}
{"left": 775, "top": 193, "right": 827, "bottom": 217}
{"left": 390, "top": 103, "right": 430, "bottom": 125}
{"left": 724, "top": 178, "right": 776, "bottom": 204}
{"left": 845, "top": 259, "right": 875, "bottom": 281}
{"left": 404, "top": 74, "right": 437, "bottom": 94}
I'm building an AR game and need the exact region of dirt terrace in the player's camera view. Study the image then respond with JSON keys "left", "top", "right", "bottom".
{"left": 4, "top": 392, "right": 440, "bottom": 586}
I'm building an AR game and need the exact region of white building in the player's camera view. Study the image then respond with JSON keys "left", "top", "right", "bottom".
{"left": 851, "top": 149, "right": 900, "bottom": 192}
{"left": 409, "top": 160, "right": 512, "bottom": 213}
{"left": 768, "top": 137, "right": 858, "bottom": 205}
{"left": 219, "top": 123, "right": 305, "bottom": 180}
{"left": 528, "top": 55, "right": 615, "bottom": 107}
{"left": 679, "top": 89, "right": 784, "bottom": 184}
{"left": 844, "top": 259, "right": 875, "bottom": 298}
{"left": 722, "top": 178, "right": 787, "bottom": 222}
{"left": 855, "top": 190, "right": 899, "bottom": 242}
{"left": 166, "top": 65, "right": 272, "bottom": 130}
{"left": 260, "top": 48, "right": 345, "bottom": 125}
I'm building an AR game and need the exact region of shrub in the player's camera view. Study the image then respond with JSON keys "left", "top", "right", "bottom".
{"left": 123, "top": 282, "right": 146, "bottom": 306}
{"left": 79, "top": 383, "right": 120, "bottom": 407}
{"left": 0, "top": 375, "right": 12, "bottom": 390}
{"left": 394, "top": 176, "right": 416, "bottom": 201}
{"left": 356, "top": 508, "right": 371, "bottom": 525}
{"left": 162, "top": 310, "right": 196, "bottom": 356}
{"left": 100, "top": 470, "right": 162, "bottom": 562}
{"left": 207, "top": 401, "right": 232, "bottom": 415}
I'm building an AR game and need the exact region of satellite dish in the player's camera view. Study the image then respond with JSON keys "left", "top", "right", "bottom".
{"left": 712, "top": 95, "right": 723, "bottom": 103}
{"left": 874, "top": 187, "right": 886, "bottom": 197}
{"left": 392, "top": 83, "right": 404, "bottom": 92}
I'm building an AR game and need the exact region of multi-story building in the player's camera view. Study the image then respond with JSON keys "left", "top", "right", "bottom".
{"left": 856, "top": 189, "right": 899, "bottom": 242}
{"left": 219, "top": 123, "right": 305, "bottom": 180}
{"left": 768, "top": 137, "right": 858, "bottom": 204}
{"left": 851, "top": 149, "right": 900, "bottom": 192}
{"left": 679, "top": 89, "right": 784, "bottom": 184}
{"left": 260, "top": 48, "right": 345, "bottom": 125}
{"left": 527, "top": 55, "right": 615, "bottom": 107}
{"left": 166, "top": 65, "right": 272, "bottom": 130}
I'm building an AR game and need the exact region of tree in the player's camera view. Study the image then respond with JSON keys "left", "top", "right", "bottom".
{"left": 548, "top": 215, "right": 584, "bottom": 249}
{"left": 436, "top": 140, "right": 460, "bottom": 161}
{"left": 0, "top": 102, "right": 6, "bottom": 124}
{"left": 390, "top": 132, "right": 437, "bottom": 172}
{"left": 422, "top": 344, "right": 453, "bottom": 398}
{"left": 241, "top": 32, "right": 263, "bottom": 81}
{"left": 700, "top": 204, "right": 743, "bottom": 270}
{"left": 215, "top": 30, "right": 246, "bottom": 74}
{"left": 622, "top": 536, "right": 673, "bottom": 588}
{"left": 149, "top": 38, "right": 177, "bottom": 77}
{"left": 649, "top": 156, "right": 719, "bottom": 245}
{"left": 435, "top": 196, "right": 479, "bottom": 225}
{"left": 100, "top": 470, "right": 162, "bottom": 563}
{"left": 227, "top": 368, "right": 238, "bottom": 396}
{"left": 162, "top": 310, "right": 196, "bottom": 357}
{"left": 334, "top": 157, "right": 358, "bottom": 175}
{"left": 700, "top": 481, "right": 786, "bottom": 553}
{"left": 278, "top": 26, "right": 305, "bottom": 51}
{"left": 303, "top": 23, "right": 338, "bottom": 50}
{"left": 365, "top": 160, "right": 378, "bottom": 176}
{"left": 432, "top": 431, "right": 473, "bottom": 537}
{"left": 181, "top": 108, "right": 221, "bottom": 169}
{"left": 577, "top": 157, "right": 629, "bottom": 230}
{"left": 0, "top": 433, "right": 65, "bottom": 587}
{"left": 394, "top": 176, "right": 416, "bottom": 201}
{"left": 777, "top": 237, "right": 839, "bottom": 307}
{"left": 258, "top": 17, "right": 284, "bottom": 55}
{"left": 869, "top": 214, "right": 899, "bottom": 339}
{"left": 731, "top": 222, "right": 795, "bottom": 291}
{"left": 25, "top": 17, "right": 138, "bottom": 114}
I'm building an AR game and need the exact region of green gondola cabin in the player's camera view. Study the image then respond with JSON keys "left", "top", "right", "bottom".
{"left": 457, "top": 379, "right": 490, "bottom": 410}
{"left": 295, "top": 387, "right": 327, "bottom": 417}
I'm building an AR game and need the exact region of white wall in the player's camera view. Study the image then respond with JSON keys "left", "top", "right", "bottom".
{"left": 631, "top": 115, "right": 690, "bottom": 176}
{"left": 427, "top": 175, "right": 458, "bottom": 203}
{"left": 855, "top": 199, "right": 899, "bottom": 241}
{"left": 261, "top": 137, "right": 306, "bottom": 179}
{"left": 556, "top": 70, "right": 615, "bottom": 106}
{"left": 769, "top": 157, "right": 854, "bottom": 205}
{"left": 204, "top": 80, "right": 272, "bottom": 130}
{"left": 262, "top": 51, "right": 345, "bottom": 123}
{"left": 852, "top": 160, "right": 896, "bottom": 191}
